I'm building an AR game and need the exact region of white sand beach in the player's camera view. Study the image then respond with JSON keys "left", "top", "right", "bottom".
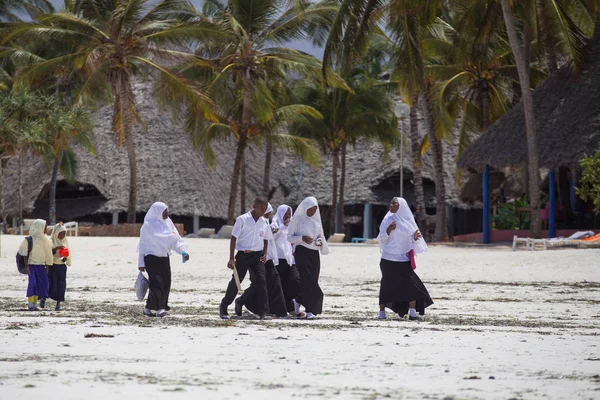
{"left": 0, "top": 235, "right": 599, "bottom": 400}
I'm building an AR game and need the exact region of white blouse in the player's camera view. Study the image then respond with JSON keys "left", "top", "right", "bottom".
{"left": 287, "top": 215, "right": 323, "bottom": 251}
{"left": 377, "top": 215, "right": 411, "bottom": 262}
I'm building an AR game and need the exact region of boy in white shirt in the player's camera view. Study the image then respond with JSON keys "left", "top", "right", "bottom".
{"left": 219, "top": 197, "right": 271, "bottom": 319}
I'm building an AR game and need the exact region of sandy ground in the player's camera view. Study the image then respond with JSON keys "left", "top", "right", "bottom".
{"left": 0, "top": 235, "right": 599, "bottom": 400}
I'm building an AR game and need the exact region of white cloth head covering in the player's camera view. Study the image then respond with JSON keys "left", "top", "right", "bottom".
{"left": 29, "top": 219, "right": 47, "bottom": 238}
{"left": 265, "top": 202, "right": 273, "bottom": 215}
{"left": 272, "top": 204, "right": 294, "bottom": 265}
{"left": 380, "top": 197, "right": 427, "bottom": 255}
{"left": 138, "top": 202, "right": 182, "bottom": 256}
{"left": 51, "top": 223, "right": 71, "bottom": 266}
{"left": 289, "top": 197, "right": 329, "bottom": 255}
{"left": 273, "top": 204, "right": 292, "bottom": 230}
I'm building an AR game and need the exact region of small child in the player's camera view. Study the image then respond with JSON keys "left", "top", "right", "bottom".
{"left": 18, "top": 219, "right": 53, "bottom": 311}
{"left": 48, "top": 223, "right": 71, "bottom": 311}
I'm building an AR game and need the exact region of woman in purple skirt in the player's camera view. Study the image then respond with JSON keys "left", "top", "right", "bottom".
{"left": 18, "top": 219, "right": 53, "bottom": 311}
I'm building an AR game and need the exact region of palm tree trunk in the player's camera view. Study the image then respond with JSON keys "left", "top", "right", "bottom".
{"left": 337, "top": 140, "right": 347, "bottom": 233}
{"left": 125, "top": 108, "right": 137, "bottom": 223}
{"left": 240, "top": 151, "right": 247, "bottom": 214}
{"left": 419, "top": 88, "right": 448, "bottom": 242}
{"left": 501, "top": 0, "right": 542, "bottom": 238}
{"left": 263, "top": 139, "right": 272, "bottom": 197}
{"left": 410, "top": 96, "right": 426, "bottom": 227}
{"left": 228, "top": 71, "right": 253, "bottom": 223}
{"left": 18, "top": 146, "right": 23, "bottom": 230}
{"left": 0, "top": 157, "right": 5, "bottom": 233}
{"left": 118, "top": 78, "right": 138, "bottom": 224}
{"left": 536, "top": 0, "right": 558, "bottom": 72}
{"left": 227, "top": 139, "right": 246, "bottom": 224}
{"left": 49, "top": 151, "right": 63, "bottom": 225}
{"left": 329, "top": 148, "right": 339, "bottom": 236}
{"left": 481, "top": 93, "right": 490, "bottom": 131}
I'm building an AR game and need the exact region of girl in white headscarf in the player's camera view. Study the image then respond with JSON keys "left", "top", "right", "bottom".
{"left": 377, "top": 197, "right": 433, "bottom": 321}
{"left": 272, "top": 204, "right": 301, "bottom": 316}
{"left": 48, "top": 223, "right": 71, "bottom": 311}
{"left": 18, "top": 219, "right": 53, "bottom": 311}
{"left": 138, "top": 202, "right": 189, "bottom": 318}
{"left": 287, "top": 197, "right": 329, "bottom": 319}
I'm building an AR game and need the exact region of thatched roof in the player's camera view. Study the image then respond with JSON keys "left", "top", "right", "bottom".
{"left": 2, "top": 81, "right": 276, "bottom": 220}
{"left": 459, "top": 33, "right": 600, "bottom": 170}
{"left": 2, "top": 80, "right": 461, "bottom": 220}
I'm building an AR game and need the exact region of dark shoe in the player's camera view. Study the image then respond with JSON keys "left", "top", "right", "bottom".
{"left": 39, "top": 298, "right": 46, "bottom": 309}
{"left": 165, "top": 305, "right": 171, "bottom": 311}
{"left": 28, "top": 305, "right": 40, "bottom": 311}
{"left": 143, "top": 309, "right": 156, "bottom": 317}
{"left": 157, "top": 310, "right": 168, "bottom": 318}
{"left": 219, "top": 303, "right": 229, "bottom": 319}
{"left": 259, "top": 314, "right": 272, "bottom": 320}
{"left": 408, "top": 315, "right": 420, "bottom": 321}
{"left": 55, "top": 306, "right": 64, "bottom": 311}
{"left": 234, "top": 298, "right": 243, "bottom": 317}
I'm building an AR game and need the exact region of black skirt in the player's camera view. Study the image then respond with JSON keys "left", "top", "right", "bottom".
{"left": 48, "top": 264, "right": 67, "bottom": 302}
{"left": 295, "top": 245, "right": 323, "bottom": 315}
{"left": 276, "top": 259, "right": 300, "bottom": 313}
{"left": 379, "top": 258, "right": 433, "bottom": 316}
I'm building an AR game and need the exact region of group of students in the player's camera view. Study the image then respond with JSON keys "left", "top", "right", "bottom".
{"left": 218, "top": 196, "right": 329, "bottom": 320}
{"left": 20, "top": 196, "right": 433, "bottom": 321}
{"left": 19, "top": 220, "right": 71, "bottom": 311}
{"left": 137, "top": 195, "right": 432, "bottom": 321}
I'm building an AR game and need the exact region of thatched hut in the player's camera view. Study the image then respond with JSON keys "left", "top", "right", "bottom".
{"left": 458, "top": 32, "right": 600, "bottom": 241}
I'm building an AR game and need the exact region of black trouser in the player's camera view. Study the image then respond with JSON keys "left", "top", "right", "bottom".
{"left": 48, "top": 264, "right": 67, "bottom": 302}
{"left": 276, "top": 259, "right": 300, "bottom": 313}
{"left": 221, "top": 252, "right": 250, "bottom": 307}
{"left": 235, "top": 251, "right": 268, "bottom": 316}
{"left": 145, "top": 255, "right": 171, "bottom": 311}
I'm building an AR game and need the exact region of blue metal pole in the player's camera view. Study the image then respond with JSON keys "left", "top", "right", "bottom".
{"left": 483, "top": 165, "right": 490, "bottom": 244}
{"left": 363, "top": 203, "right": 372, "bottom": 239}
{"left": 548, "top": 169, "right": 556, "bottom": 238}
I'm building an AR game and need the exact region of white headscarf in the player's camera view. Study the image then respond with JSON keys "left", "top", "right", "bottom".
{"left": 273, "top": 204, "right": 292, "bottom": 230}
{"left": 289, "top": 197, "right": 329, "bottom": 255}
{"left": 380, "top": 197, "right": 427, "bottom": 255}
{"left": 272, "top": 204, "right": 294, "bottom": 265}
{"left": 29, "top": 219, "right": 47, "bottom": 239}
{"left": 138, "top": 202, "right": 183, "bottom": 256}
{"left": 51, "top": 223, "right": 71, "bottom": 266}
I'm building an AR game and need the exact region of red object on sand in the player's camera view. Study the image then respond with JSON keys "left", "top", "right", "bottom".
{"left": 58, "top": 248, "right": 69, "bottom": 258}
{"left": 408, "top": 249, "right": 416, "bottom": 270}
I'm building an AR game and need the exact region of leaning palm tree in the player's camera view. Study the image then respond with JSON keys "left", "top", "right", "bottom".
{"left": 3, "top": 0, "right": 218, "bottom": 222}
{"left": 182, "top": 0, "right": 343, "bottom": 223}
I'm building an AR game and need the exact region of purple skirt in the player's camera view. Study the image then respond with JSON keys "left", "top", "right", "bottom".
{"left": 27, "top": 265, "right": 49, "bottom": 298}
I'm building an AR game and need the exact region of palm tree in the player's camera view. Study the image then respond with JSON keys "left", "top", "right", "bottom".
{"left": 0, "top": 89, "right": 49, "bottom": 229}
{"left": 185, "top": 65, "right": 322, "bottom": 214}
{"left": 290, "top": 68, "right": 398, "bottom": 235}
{"left": 41, "top": 96, "right": 94, "bottom": 225}
{"left": 499, "top": 0, "right": 543, "bottom": 237}
{"left": 182, "top": 0, "right": 342, "bottom": 224}
{"left": 324, "top": 0, "right": 450, "bottom": 241}
{"left": 3, "top": 0, "right": 218, "bottom": 222}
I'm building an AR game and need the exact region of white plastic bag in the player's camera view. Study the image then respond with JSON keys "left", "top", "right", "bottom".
{"left": 134, "top": 271, "right": 149, "bottom": 301}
